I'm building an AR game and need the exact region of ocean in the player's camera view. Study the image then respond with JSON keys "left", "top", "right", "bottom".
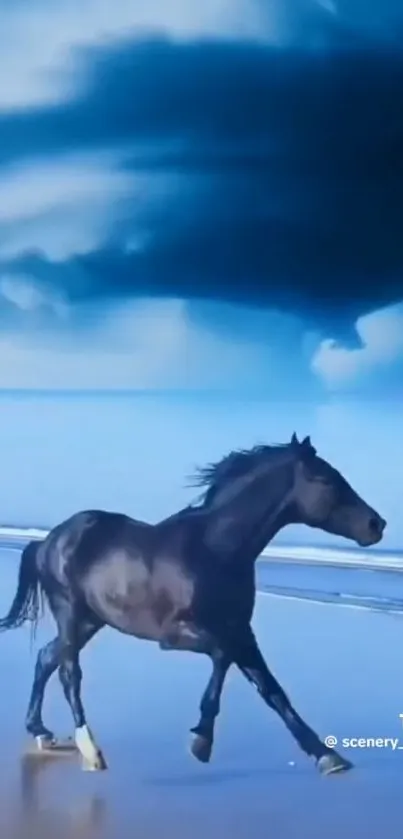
{"left": 0, "top": 524, "right": 402, "bottom": 566}
{"left": 1, "top": 526, "right": 403, "bottom": 614}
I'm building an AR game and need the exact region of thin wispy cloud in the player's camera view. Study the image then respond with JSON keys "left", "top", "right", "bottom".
{"left": 0, "top": 0, "right": 288, "bottom": 113}
{"left": 0, "top": 152, "right": 140, "bottom": 260}
{"left": 0, "top": 274, "right": 69, "bottom": 318}
{"left": 0, "top": 294, "right": 319, "bottom": 393}
{"left": 311, "top": 303, "right": 403, "bottom": 389}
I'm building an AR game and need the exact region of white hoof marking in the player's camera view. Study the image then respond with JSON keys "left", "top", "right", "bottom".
{"left": 75, "top": 724, "right": 106, "bottom": 770}
{"left": 35, "top": 735, "right": 54, "bottom": 751}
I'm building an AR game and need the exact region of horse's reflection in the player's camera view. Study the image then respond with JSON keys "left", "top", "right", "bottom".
{"left": 17, "top": 753, "right": 107, "bottom": 839}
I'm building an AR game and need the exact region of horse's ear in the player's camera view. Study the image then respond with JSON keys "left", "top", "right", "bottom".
{"left": 291, "top": 433, "right": 316, "bottom": 458}
{"left": 300, "top": 435, "right": 317, "bottom": 458}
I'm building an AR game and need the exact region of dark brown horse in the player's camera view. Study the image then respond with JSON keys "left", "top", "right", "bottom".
{"left": 0, "top": 433, "right": 386, "bottom": 774}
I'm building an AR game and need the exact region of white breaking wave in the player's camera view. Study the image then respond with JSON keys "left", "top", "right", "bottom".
{"left": 261, "top": 544, "right": 403, "bottom": 569}
{"left": 0, "top": 525, "right": 49, "bottom": 540}
{"left": 0, "top": 525, "right": 402, "bottom": 569}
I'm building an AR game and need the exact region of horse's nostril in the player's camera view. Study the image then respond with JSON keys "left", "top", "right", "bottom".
{"left": 369, "top": 516, "right": 385, "bottom": 534}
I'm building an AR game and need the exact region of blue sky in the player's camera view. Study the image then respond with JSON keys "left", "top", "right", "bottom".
{"left": 0, "top": 391, "right": 401, "bottom": 549}
{"left": 0, "top": 1, "right": 401, "bottom": 547}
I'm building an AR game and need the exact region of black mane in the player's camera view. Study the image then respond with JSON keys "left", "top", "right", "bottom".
{"left": 188, "top": 434, "right": 319, "bottom": 507}
{"left": 190, "top": 443, "right": 291, "bottom": 499}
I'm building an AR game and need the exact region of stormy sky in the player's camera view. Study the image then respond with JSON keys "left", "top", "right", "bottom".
{"left": 0, "top": 0, "right": 402, "bottom": 396}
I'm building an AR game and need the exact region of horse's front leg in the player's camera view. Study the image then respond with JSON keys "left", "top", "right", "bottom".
{"left": 159, "top": 619, "right": 231, "bottom": 763}
{"left": 234, "top": 626, "right": 352, "bottom": 775}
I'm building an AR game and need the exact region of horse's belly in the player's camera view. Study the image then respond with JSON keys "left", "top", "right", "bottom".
{"left": 83, "top": 553, "right": 194, "bottom": 641}
{"left": 83, "top": 554, "right": 164, "bottom": 640}
{"left": 94, "top": 596, "right": 164, "bottom": 639}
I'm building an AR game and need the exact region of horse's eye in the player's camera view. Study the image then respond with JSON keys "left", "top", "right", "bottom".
{"left": 302, "top": 463, "right": 332, "bottom": 485}
{"left": 316, "top": 474, "right": 333, "bottom": 485}
{"left": 310, "top": 472, "right": 333, "bottom": 486}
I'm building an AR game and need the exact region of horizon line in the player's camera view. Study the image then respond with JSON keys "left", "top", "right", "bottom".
{"left": 0, "top": 388, "right": 399, "bottom": 405}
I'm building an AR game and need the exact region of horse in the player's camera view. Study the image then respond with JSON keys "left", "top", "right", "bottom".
{"left": 0, "top": 433, "right": 386, "bottom": 774}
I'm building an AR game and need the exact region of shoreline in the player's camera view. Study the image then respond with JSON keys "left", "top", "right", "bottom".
{"left": 2, "top": 537, "right": 403, "bottom": 615}
{"left": 0, "top": 528, "right": 402, "bottom": 571}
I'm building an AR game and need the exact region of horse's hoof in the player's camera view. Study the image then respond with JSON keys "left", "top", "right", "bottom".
{"left": 75, "top": 724, "right": 107, "bottom": 771}
{"left": 35, "top": 734, "right": 57, "bottom": 752}
{"left": 36, "top": 735, "right": 75, "bottom": 751}
{"left": 317, "top": 751, "right": 353, "bottom": 775}
{"left": 29, "top": 735, "right": 77, "bottom": 758}
{"left": 81, "top": 750, "right": 108, "bottom": 772}
{"left": 190, "top": 734, "right": 212, "bottom": 764}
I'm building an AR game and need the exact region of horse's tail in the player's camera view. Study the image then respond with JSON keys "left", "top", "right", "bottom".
{"left": 0, "top": 540, "right": 44, "bottom": 637}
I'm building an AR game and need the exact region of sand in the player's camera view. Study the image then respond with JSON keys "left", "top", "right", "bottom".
{"left": 1, "top": 545, "right": 403, "bottom": 838}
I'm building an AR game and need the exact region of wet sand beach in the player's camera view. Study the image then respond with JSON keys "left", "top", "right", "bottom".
{"left": 1, "top": 544, "right": 403, "bottom": 838}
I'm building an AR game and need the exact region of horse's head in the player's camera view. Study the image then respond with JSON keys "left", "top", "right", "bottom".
{"left": 290, "top": 433, "right": 386, "bottom": 547}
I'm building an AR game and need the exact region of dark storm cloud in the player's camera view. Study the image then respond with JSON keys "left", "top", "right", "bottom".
{"left": 1, "top": 33, "right": 403, "bottom": 337}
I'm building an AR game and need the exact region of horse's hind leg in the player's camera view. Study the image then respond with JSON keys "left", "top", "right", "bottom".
{"left": 25, "top": 637, "right": 61, "bottom": 743}
{"left": 190, "top": 649, "right": 231, "bottom": 763}
{"left": 25, "top": 619, "right": 101, "bottom": 755}
{"left": 57, "top": 608, "right": 107, "bottom": 772}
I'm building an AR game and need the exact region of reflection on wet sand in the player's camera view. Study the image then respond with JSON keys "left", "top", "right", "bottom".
{"left": 12, "top": 753, "right": 107, "bottom": 839}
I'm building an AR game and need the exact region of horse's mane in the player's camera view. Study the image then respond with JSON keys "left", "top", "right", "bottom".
{"left": 189, "top": 443, "right": 291, "bottom": 501}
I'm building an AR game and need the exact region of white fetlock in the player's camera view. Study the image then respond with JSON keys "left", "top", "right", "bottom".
{"left": 75, "top": 724, "right": 107, "bottom": 771}
{"left": 35, "top": 734, "right": 55, "bottom": 751}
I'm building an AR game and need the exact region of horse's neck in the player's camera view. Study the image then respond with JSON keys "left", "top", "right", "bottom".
{"left": 240, "top": 494, "right": 293, "bottom": 563}
{"left": 202, "top": 464, "right": 295, "bottom": 561}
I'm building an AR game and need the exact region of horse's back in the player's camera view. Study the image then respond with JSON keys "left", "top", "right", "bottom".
{"left": 37, "top": 508, "right": 255, "bottom": 642}
{"left": 39, "top": 509, "right": 193, "bottom": 641}
{"left": 38, "top": 509, "right": 152, "bottom": 586}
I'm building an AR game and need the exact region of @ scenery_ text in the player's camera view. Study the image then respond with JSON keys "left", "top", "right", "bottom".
{"left": 324, "top": 735, "right": 403, "bottom": 750}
